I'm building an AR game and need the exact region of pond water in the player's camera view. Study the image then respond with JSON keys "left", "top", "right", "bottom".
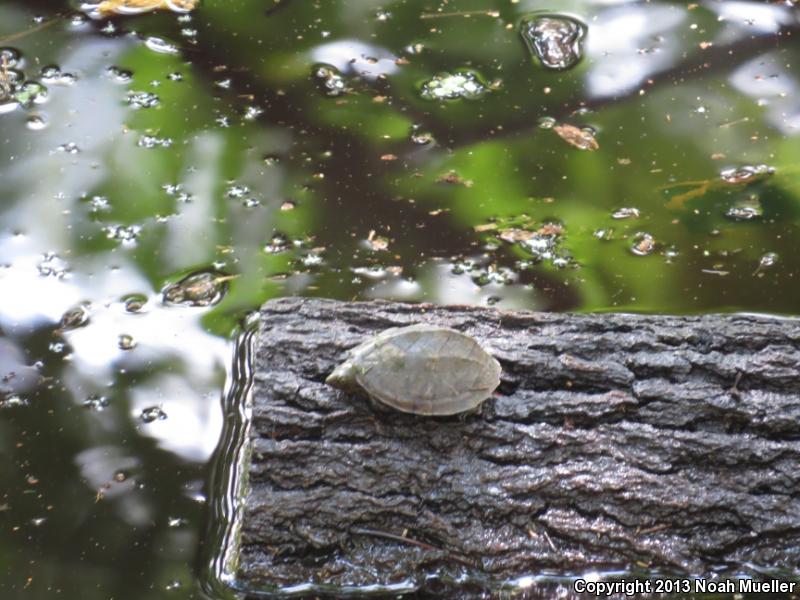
{"left": 0, "top": 0, "right": 798, "bottom": 598}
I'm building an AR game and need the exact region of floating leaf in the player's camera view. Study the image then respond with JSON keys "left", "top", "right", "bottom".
{"left": 84, "top": 0, "right": 198, "bottom": 18}
{"left": 553, "top": 123, "right": 599, "bottom": 151}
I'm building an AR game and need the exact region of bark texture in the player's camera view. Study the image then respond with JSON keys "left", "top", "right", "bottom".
{"left": 237, "top": 297, "right": 800, "bottom": 597}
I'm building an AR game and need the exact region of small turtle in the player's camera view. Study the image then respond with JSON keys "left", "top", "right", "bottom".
{"left": 326, "top": 324, "right": 501, "bottom": 416}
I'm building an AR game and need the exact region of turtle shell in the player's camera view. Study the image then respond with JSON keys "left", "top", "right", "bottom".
{"left": 337, "top": 324, "right": 501, "bottom": 416}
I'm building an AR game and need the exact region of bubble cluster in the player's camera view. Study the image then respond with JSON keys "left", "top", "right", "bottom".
{"left": 420, "top": 71, "right": 487, "bottom": 101}
{"left": 313, "top": 64, "right": 347, "bottom": 97}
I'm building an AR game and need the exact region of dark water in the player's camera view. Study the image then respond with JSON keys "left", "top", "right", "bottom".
{"left": 0, "top": 0, "right": 799, "bottom": 598}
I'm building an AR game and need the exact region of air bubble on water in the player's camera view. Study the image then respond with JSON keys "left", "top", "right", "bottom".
{"left": 167, "top": 72, "right": 183, "bottom": 82}
{"left": 82, "top": 395, "right": 109, "bottom": 411}
{"left": 49, "top": 341, "right": 67, "bottom": 354}
{"left": 593, "top": 228, "right": 614, "bottom": 241}
{"left": 754, "top": 252, "right": 778, "bottom": 275}
{"left": 26, "top": 115, "right": 46, "bottom": 130}
{"left": 263, "top": 155, "right": 281, "bottom": 166}
{"left": 215, "top": 78, "right": 232, "bottom": 89}
{"left": 163, "top": 270, "right": 233, "bottom": 307}
{"left": 180, "top": 28, "right": 198, "bottom": 39}
{"left": 630, "top": 232, "right": 656, "bottom": 256}
{"left": 410, "top": 125, "right": 433, "bottom": 145}
{"left": 301, "top": 252, "right": 324, "bottom": 267}
{"left": 520, "top": 14, "right": 587, "bottom": 71}
{"left": 107, "top": 66, "right": 133, "bottom": 83}
{"left": 719, "top": 164, "right": 774, "bottom": 185}
{"left": 376, "top": 10, "right": 392, "bottom": 21}
{"left": 664, "top": 246, "right": 680, "bottom": 263}
{"left": 88, "top": 195, "right": 110, "bottom": 212}
{"left": 167, "top": 516, "right": 187, "bottom": 528}
{"left": 165, "top": 580, "right": 182, "bottom": 591}
{"left": 0, "top": 47, "right": 22, "bottom": 69}
{"left": 38, "top": 253, "right": 69, "bottom": 278}
{"left": 137, "top": 135, "right": 172, "bottom": 149}
{"left": 57, "top": 142, "right": 80, "bottom": 154}
{"left": 352, "top": 265, "right": 392, "bottom": 280}
{"left": 243, "top": 105, "right": 264, "bottom": 121}
{"left": 226, "top": 184, "right": 250, "bottom": 199}
{"left": 104, "top": 224, "right": 141, "bottom": 243}
{"left": 140, "top": 406, "right": 167, "bottom": 423}
{"left": 70, "top": 13, "right": 88, "bottom": 27}
{"left": 313, "top": 64, "right": 348, "bottom": 97}
{"left": 725, "top": 195, "right": 763, "bottom": 221}
{"left": 612, "top": 207, "right": 640, "bottom": 219}
{"left": 144, "top": 37, "right": 180, "bottom": 55}
{"left": 123, "top": 294, "right": 148, "bottom": 313}
{"left": 0, "top": 395, "right": 29, "bottom": 409}
{"left": 537, "top": 116, "right": 557, "bottom": 129}
{"left": 118, "top": 334, "right": 136, "bottom": 350}
{"left": 420, "top": 71, "right": 487, "bottom": 101}
{"left": 263, "top": 234, "right": 290, "bottom": 254}
{"left": 126, "top": 91, "right": 160, "bottom": 109}
{"left": 242, "top": 198, "right": 261, "bottom": 208}
{"left": 59, "top": 305, "right": 90, "bottom": 330}
{"left": 40, "top": 65, "right": 77, "bottom": 85}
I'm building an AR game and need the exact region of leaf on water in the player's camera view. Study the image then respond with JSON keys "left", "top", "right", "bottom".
{"left": 92, "top": 0, "right": 198, "bottom": 18}
{"left": 553, "top": 123, "right": 599, "bottom": 151}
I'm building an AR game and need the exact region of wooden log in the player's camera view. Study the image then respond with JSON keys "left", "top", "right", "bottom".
{"left": 234, "top": 297, "right": 800, "bottom": 597}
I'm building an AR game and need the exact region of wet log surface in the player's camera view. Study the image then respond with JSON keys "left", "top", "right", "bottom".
{"left": 238, "top": 297, "right": 800, "bottom": 597}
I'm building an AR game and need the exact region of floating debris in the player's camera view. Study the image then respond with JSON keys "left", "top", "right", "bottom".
{"left": 553, "top": 123, "right": 599, "bottom": 150}
{"left": 411, "top": 131, "right": 434, "bottom": 145}
{"left": 82, "top": 0, "right": 197, "bottom": 19}
{"left": 313, "top": 64, "right": 348, "bottom": 97}
{"left": 364, "top": 230, "right": 390, "bottom": 252}
{"left": 612, "top": 207, "right": 640, "bottom": 219}
{"left": 436, "top": 170, "right": 473, "bottom": 187}
{"left": 631, "top": 232, "right": 656, "bottom": 256}
{"left": 719, "top": 164, "right": 774, "bottom": 185}
{"left": 663, "top": 165, "right": 774, "bottom": 209}
{"left": 520, "top": 14, "right": 587, "bottom": 71}
{"left": 162, "top": 271, "right": 236, "bottom": 307}
{"left": 420, "top": 71, "right": 487, "bottom": 101}
{"left": 477, "top": 216, "right": 573, "bottom": 267}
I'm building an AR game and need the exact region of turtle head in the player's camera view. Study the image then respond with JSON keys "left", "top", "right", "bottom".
{"left": 325, "top": 360, "right": 358, "bottom": 391}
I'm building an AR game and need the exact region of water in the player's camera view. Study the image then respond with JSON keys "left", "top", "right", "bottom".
{"left": 0, "top": 0, "right": 799, "bottom": 598}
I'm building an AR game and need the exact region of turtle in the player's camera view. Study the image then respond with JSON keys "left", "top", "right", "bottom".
{"left": 325, "top": 324, "right": 502, "bottom": 416}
